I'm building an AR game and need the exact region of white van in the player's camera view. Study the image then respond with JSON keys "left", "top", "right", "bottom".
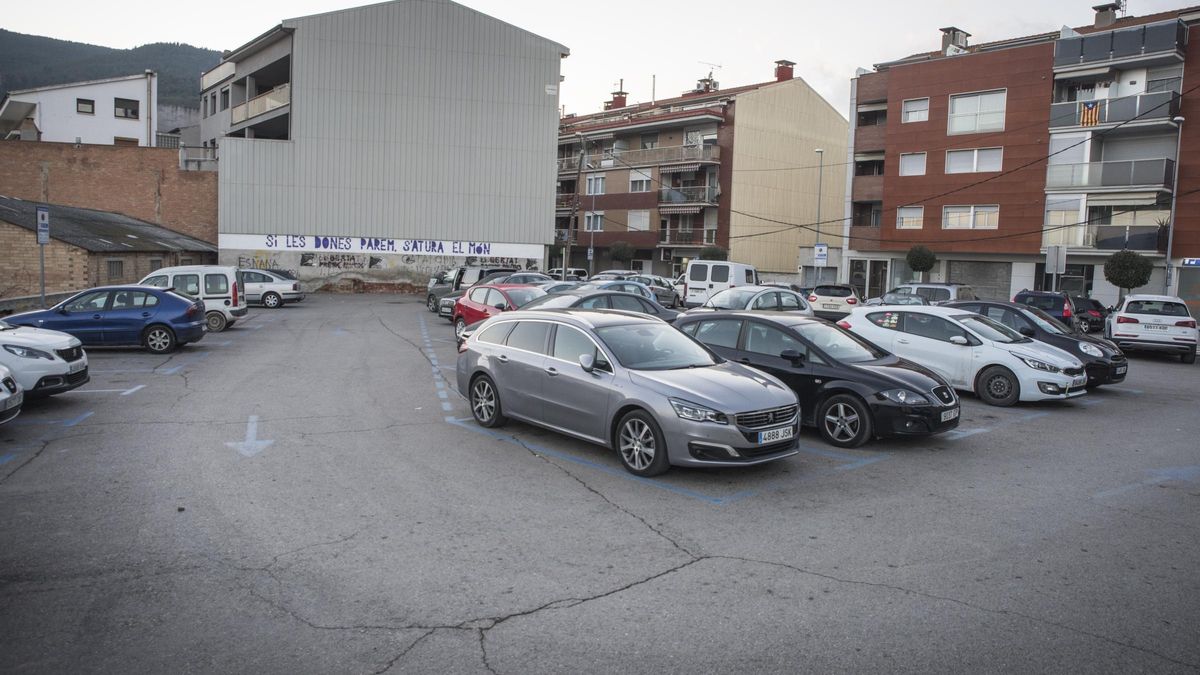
{"left": 683, "top": 261, "right": 758, "bottom": 307}
{"left": 140, "top": 265, "right": 248, "bottom": 332}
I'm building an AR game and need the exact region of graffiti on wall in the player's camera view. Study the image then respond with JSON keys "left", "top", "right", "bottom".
{"left": 238, "top": 254, "right": 283, "bottom": 270}
{"left": 299, "top": 253, "right": 386, "bottom": 270}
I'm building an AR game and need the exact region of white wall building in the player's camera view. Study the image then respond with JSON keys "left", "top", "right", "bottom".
{"left": 0, "top": 72, "right": 159, "bottom": 147}
{"left": 201, "top": 0, "right": 569, "bottom": 289}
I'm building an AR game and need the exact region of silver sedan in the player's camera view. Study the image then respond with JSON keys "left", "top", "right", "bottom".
{"left": 685, "top": 285, "right": 814, "bottom": 317}
{"left": 456, "top": 309, "right": 800, "bottom": 476}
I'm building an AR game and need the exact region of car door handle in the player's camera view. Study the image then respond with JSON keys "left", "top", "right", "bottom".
{"left": 896, "top": 338, "right": 910, "bottom": 344}
{"left": 545, "top": 367, "right": 558, "bottom": 376}
{"left": 93, "top": 314, "right": 102, "bottom": 320}
{"left": 141, "top": 312, "right": 151, "bottom": 317}
{"left": 496, "top": 355, "right": 509, "bottom": 364}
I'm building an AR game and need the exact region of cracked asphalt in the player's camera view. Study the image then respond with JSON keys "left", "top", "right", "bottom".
{"left": 2, "top": 294, "right": 1198, "bottom": 673}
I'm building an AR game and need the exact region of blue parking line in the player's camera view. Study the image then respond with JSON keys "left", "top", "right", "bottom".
{"left": 62, "top": 411, "right": 94, "bottom": 427}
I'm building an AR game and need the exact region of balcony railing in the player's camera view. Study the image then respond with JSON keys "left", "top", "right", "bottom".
{"left": 1045, "top": 158, "right": 1174, "bottom": 190}
{"left": 231, "top": 83, "right": 291, "bottom": 124}
{"left": 1053, "top": 19, "right": 1186, "bottom": 69}
{"left": 658, "top": 229, "right": 716, "bottom": 245}
{"left": 558, "top": 144, "right": 719, "bottom": 172}
{"left": 1049, "top": 92, "right": 1179, "bottom": 129}
{"left": 1043, "top": 223, "right": 1164, "bottom": 251}
{"left": 555, "top": 193, "right": 576, "bottom": 210}
{"left": 659, "top": 186, "right": 718, "bottom": 204}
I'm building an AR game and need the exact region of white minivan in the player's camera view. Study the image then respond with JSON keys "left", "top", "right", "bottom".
{"left": 683, "top": 261, "right": 758, "bottom": 308}
{"left": 140, "top": 265, "right": 248, "bottom": 332}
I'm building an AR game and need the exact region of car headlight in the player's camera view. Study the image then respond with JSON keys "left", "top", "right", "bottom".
{"left": 1018, "top": 356, "right": 1060, "bottom": 373}
{"left": 1078, "top": 342, "right": 1103, "bottom": 358}
{"left": 669, "top": 398, "right": 728, "bottom": 424}
{"left": 879, "top": 389, "right": 930, "bottom": 405}
{"left": 3, "top": 344, "right": 53, "bottom": 360}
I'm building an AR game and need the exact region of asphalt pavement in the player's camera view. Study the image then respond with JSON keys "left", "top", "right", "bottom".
{"left": 1, "top": 295, "right": 1198, "bottom": 673}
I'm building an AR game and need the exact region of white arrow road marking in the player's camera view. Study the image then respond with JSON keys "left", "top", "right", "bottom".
{"left": 225, "top": 415, "right": 274, "bottom": 457}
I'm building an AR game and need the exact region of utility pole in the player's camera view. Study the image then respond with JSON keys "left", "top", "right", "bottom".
{"left": 1164, "top": 115, "right": 1185, "bottom": 294}
{"left": 563, "top": 134, "right": 586, "bottom": 280}
{"left": 814, "top": 148, "right": 825, "bottom": 286}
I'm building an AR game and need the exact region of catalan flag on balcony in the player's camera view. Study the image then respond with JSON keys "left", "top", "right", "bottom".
{"left": 1080, "top": 101, "right": 1100, "bottom": 127}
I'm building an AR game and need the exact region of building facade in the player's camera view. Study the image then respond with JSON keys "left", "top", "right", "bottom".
{"left": 556, "top": 62, "right": 848, "bottom": 282}
{"left": 844, "top": 4, "right": 1200, "bottom": 310}
{"left": 0, "top": 73, "right": 159, "bottom": 147}
{"left": 200, "top": 0, "right": 568, "bottom": 290}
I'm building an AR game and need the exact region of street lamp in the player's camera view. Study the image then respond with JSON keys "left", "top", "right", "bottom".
{"left": 814, "top": 148, "right": 825, "bottom": 286}
{"left": 1164, "top": 115, "right": 1184, "bottom": 294}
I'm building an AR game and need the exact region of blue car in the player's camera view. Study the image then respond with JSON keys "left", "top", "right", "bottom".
{"left": 7, "top": 286, "right": 207, "bottom": 353}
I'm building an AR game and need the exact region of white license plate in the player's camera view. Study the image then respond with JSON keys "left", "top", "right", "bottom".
{"left": 1072, "top": 376, "right": 1086, "bottom": 387}
{"left": 1115, "top": 365, "right": 1127, "bottom": 375}
{"left": 3, "top": 391, "right": 21, "bottom": 410}
{"left": 68, "top": 360, "right": 86, "bottom": 374}
{"left": 941, "top": 408, "right": 959, "bottom": 422}
{"left": 757, "top": 426, "right": 795, "bottom": 444}
{"left": 1144, "top": 324, "right": 1168, "bottom": 330}
{"left": 822, "top": 303, "right": 841, "bottom": 310}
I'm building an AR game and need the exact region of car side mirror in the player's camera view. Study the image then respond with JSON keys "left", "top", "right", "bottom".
{"left": 493, "top": 302, "right": 507, "bottom": 310}
{"left": 58, "top": 308, "right": 70, "bottom": 315}
{"left": 780, "top": 349, "right": 806, "bottom": 365}
{"left": 1018, "top": 327, "right": 1035, "bottom": 337}
{"left": 579, "top": 353, "right": 595, "bottom": 373}
{"left": 949, "top": 336, "right": 969, "bottom": 346}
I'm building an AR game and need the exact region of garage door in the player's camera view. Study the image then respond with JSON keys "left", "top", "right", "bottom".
{"left": 947, "top": 261, "right": 1012, "bottom": 301}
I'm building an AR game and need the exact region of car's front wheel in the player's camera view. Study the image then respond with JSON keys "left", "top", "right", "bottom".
{"left": 977, "top": 366, "right": 1020, "bottom": 406}
{"left": 470, "top": 375, "right": 507, "bottom": 428}
{"left": 615, "top": 410, "right": 670, "bottom": 476}
{"left": 206, "top": 311, "right": 227, "bottom": 333}
{"left": 262, "top": 292, "right": 282, "bottom": 309}
{"left": 1077, "top": 318, "right": 1091, "bottom": 333}
{"left": 144, "top": 325, "right": 177, "bottom": 354}
{"left": 426, "top": 294, "right": 438, "bottom": 312}
{"left": 818, "top": 394, "right": 872, "bottom": 448}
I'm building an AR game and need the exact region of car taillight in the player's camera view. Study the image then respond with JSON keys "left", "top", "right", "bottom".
{"left": 837, "top": 320, "right": 851, "bottom": 329}
{"left": 186, "top": 304, "right": 200, "bottom": 318}
{"left": 846, "top": 297, "right": 858, "bottom": 305}
{"left": 1176, "top": 320, "right": 1197, "bottom": 329}
{"left": 292, "top": 283, "right": 299, "bottom": 291}
{"left": 1087, "top": 309, "right": 1101, "bottom": 317}
{"left": 1117, "top": 316, "right": 1139, "bottom": 324}
{"left": 232, "top": 281, "right": 239, "bottom": 306}
{"left": 808, "top": 295, "right": 818, "bottom": 302}
{"left": 1062, "top": 305, "right": 1072, "bottom": 318}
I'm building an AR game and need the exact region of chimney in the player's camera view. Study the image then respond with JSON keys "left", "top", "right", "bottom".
{"left": 603, "top": 79, "right": 628, "bottom": 110}
{"left": 939, "top": 26, "right": 971, "bottom": 54}
{"left": 774, "top": 59, "right": 796, "bottom": 82}
{"left": 1093, "top": 2, "right": 1120, "bottom": 28}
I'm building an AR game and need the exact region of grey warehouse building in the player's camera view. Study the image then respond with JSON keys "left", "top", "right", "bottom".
{"left": 199, "top": 0, "right": 568, "bottom": 289}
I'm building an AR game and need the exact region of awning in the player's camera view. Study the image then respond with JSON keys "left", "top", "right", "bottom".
{"left": 854, "top": 152, "right": 885, "bottom": 162}
{"left": 856, "top": 102, "right": 888, "bottom": 112}
{"left": 1087, "top": 192, "right": 1163, "bottom": 207}
{"left": 1054, "top": 66, "right": 1115, "bottom": 81}
{"left": 661, "top": 163, "right": 700, "bottom": 174}
{"left": 659, "top": 205, "right": 703, "bottom": 215}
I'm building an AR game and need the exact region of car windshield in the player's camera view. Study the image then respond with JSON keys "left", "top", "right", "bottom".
{"left": 953, "top": 314, "right": 1027, "bottom": 343}
{"left": 1020, "top": 306, "right": 1071, "bottom": 335}
{"left": 505, "top": 288, "right": 547, "bottom": 307}
{"left": 519, "top": 293, "right": 578, "bottom": 309}
{"left": 815, "top": 285, "right": 854, "bottom": 297}
{"left": 794, "top": 322, "right": 885, "bottom": 364}
{"left": 704, "top": 288, "right": 758, "bottom": 309}
{"left": 595, "top": 323, "right": 718, "bottom": 370}
{"left": 1125, "top": 300, "right": 1190, "bottom": 316}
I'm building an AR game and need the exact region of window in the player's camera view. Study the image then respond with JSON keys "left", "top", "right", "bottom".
{"left": 710, "top": 265, "right": 730, "bottom": 283}
{"left": 483, "top": 289, "right": 506, "bottom": 309}
{"left": 76, "top": 98, "right": 95, "bottom": 115}
{"left": 111, "top": 291, "right": 158, "bottom": 309}
{"left": 610, "top": 295, "right": 644, "bottom": 312}
{"left": 106, "top": 260, "right": 124, "bottom": 280}
{"left": 896, "top": 206, "right": 924, "bottom": 230}
{"left": 640, "top": 133, "right": 658, "bottom": 149}
{"left": 143, "top": 275, "right": 168, "bottom": 288}
{"left": 902, "top": 98, "right": 929, "bottom": 123}
{"left": 694, "top": 319, "right": 742, "bottom": 349}
{"left": 689, "top": 264, "right": 708, "bottom": 282}
{"left": 899, "top": 152, "right": 926, "bottom": 176}
{"left": 65, "top": 291, "right": 109, "bottom": 313}
{"left": 220, "top": 88, "right": 230, "bottom": 111}
{"left": 552, "top": 325, "right": 597, "bottom": 362}
{"left": 476, "top": 322, "right": 515, "bottom": 345}
{"left": 867, "top": 311, "right": 902, "bottom": 331}
{"left": 585, "top": 212, "right": 604, "bottom": 232}
{"left": 114, "top": 98, "right": 139, "bottom": 119}
{"left": 505, "top": 321, "right": 550, "bottom": 353}
{"left": 586, "top": 174, "right": 606, "bottom": 195}
{"left": 903, "top": 313, "right": 970, "bottom": 343}
{"left": 745, "top": 269, "right": 756, "bottom": 284}
{"left": 180, "top": 258, "right": 194, "bottom": 266}
{"left": 149, "top": 259, "right": 163, "bottom": 272}
{"left": 942, "top": 205, "right": 999, "bottom": 229}
{"left": 171, "top": 273, "right": 198, "bottom": 294}
{"left": 627, "top": 210, "right": 650, "bottom": 231}
{"left": 948, "top": 90, "right": 1005, "bottom": 134}
{"left": 946, "top": 148, "right": 1003, "bottom": 174}
{"left": 204, "top": 274, "right": 229, "bottom": 295}
{"left": 780, "top": 293, "right": 803, "bottom": 310}
{"left": 468, "top": 287, "right": 488, "bottom": 303}
{"left": 753, "top": 292, "right": 780, "bottom": 310}
{"left": 579, "top": 296, "right": 608, "bottom": 309}
{"left": 745, "top": 323, "right": 805, "bottom": 357}
{"left": 629, "top": 169, "right": 652, "bottom": 193}
{"left": 915, "top": 287, "right": 952, "bottom": 302}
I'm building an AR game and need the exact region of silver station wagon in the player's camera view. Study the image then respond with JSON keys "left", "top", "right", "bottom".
{"left": 456, "top": 309, "right": 800, "bottom": 476}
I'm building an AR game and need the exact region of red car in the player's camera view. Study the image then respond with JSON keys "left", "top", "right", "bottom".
{"left": 452, "top": 284, "right": 546, "bottom": 339}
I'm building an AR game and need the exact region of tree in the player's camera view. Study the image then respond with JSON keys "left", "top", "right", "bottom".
{"left": 1104, "top": 249, "right": 1153, "bottom": 297}
{"left": 609, "top": 240, "right": 635, "bottom": 264}
{"left": 906, "top": 245, "right": 937, "bottom": 281}
{"left": 699, "top": 246, "right": 728, "bottom": 260}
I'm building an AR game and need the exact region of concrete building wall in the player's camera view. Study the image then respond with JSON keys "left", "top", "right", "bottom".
{"left": 9, "top": 74, "right": 158, "bottom": 147}
{"left": 0, "top": 142, "right": 218, "bottom": 243}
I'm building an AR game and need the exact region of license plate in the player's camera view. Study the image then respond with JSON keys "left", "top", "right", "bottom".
{"left": 822, "top": 303, "right": 841, "bottom": 310}
{"left": 1115, "top": 365, "right": 1127, "bottom": 375}
{"left": 68, "top": 360, "right": 86, "bottom": 374}
{"left": 757, "top": 425, "right": 795, "bottom": 444}
{"left": 1145, "top": 324, "right": 1168, "bottom": 330}
{"left": 1072, "top": 376, "right": 1086, "bottom": 387}
{"left": 941, "top": 408, "right": 959, "bottom": 422}
{"left": 3, "top": 391, "right": 21, "bottom": 410}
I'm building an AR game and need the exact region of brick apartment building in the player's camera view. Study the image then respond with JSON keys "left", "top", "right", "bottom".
{"left": 557, "top": 61, "right": 847, "bottom": 282}
{"left": 844, "top": 3, "right": 1200, "bottom": 309}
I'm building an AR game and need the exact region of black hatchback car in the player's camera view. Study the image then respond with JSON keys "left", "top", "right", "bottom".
{"left": 1013, "top": 290, "right": 1077, "bottom": 330}
{"left": 945, "top": 300, "right": 1127, "bottom": 386}
{"left": 675, "top": 312, "right": 960, "bottom": 448}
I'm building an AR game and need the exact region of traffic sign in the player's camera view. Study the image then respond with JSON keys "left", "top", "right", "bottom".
{"left": 1183, "top": 258, "right": 1200, "bottom": 267}
{"left": 587, "top": 247, "right": 594, "bottom": 261}
{"left": 36, "top": 206, "right": 50, "bottom": 245}
{"left": 814, "top": 243, "right": 828, "bottom": 267}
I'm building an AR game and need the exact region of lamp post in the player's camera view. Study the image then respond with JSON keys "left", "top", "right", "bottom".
{"left": 1164, "top": 115, "right": 1184, "bottom": 294}
{"left": 814, "top": 148, "right": 825, "bottom": 286}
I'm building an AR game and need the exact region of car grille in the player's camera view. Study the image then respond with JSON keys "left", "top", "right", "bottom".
{"left": 2, "top": 377, "right": 15, "bottom": 394}
{"left": 736, "top": 404, "right": 799, "bottom": 430}
{"left": 1063, "top": 366, "right": 1084, "bottom": 376}
{"left": 931, "top": 385, "right": 955, "bottom": 405}
{"left": 1109, "top": 352, "right": 1126, "bottom": 362}
{"left": 66, "top": 369, "right": 88, "bottom": 385}
{"left": 56, "top": 346, "right": 83, "bottom": 362}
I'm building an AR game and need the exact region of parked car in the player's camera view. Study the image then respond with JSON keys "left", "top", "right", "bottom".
{"left": 683, "top": 260, "right": 758, "bottom": 307}
{"left": 577, "top": 280, "right": 655, "bottom": 301}
{"left": 547, "top": 267, "right": 588, "bottom": 281}
{"left": 869, "top": 283, "right": 978, "bottom": 305}
{"left": 842, "top": 306, "right": 1088, "bottom": 406}
{"left": 452, "top": 284, "right": 547, "bottom": 340}
{"left": 628, "top": 274, "right": 682, "bottom": 308}
{"left": 1071, "top": 296, "right": 1108, "bottom": 333}
{"left": 140, "top": 265, "right": 247, "bottom": 333}
{"left": 537, "top": 281, "right": 582, "bottom": 294}
{"left": 687, "top": 286, "right": 813, "bottom": 316}
{"left": 872, "top": 292, "right": 929, "bottom": 306}
{"left": 1012, "top": 290, "right": 1077, "bottom": 330}
{"left": 807, "top": 284, "right": 862, "bottom": 318}
{"left": 672, "top": 274, "right": 686, "bottom": 301}
{"left": 1105, "top": 294, "right": 1198, "bottom": 364}
{"left": 0, "top": 316, "right": 89, "bottom": 397}
{"left": 265, "top": 268, "right": 298, "bottom": 281}
{"left": 590, "top": 269, "right": 640, "bottom": 280}
{"left": 946, "top": 300, "right": 1127, "bottom": 387}
{"left": 241, "top": 269, "right": 305, "bottom": 308}
{"left": 0, "top": 364, "right": 24, "bottom": 426}
{"left": 763, "top": 282, "right": 812, "bottom": 296}
{"left": 677, "top": 312, "right": 960, "bottom": 447}
{"left": 456, "top": 310, "right": 801, "bottom": 476}
{"left": 7, "top": 286, "right": 206, "bottom": 354}
{"left": 520, "top": 290, "right": 680, "bottom": 323}
{"left": 426, "top": 266, "right": 518, "bottom": 312}
{"left": 499, "top": 272, "right": 554, "bottom": 285}
{"left": 437, "top": 270, "right": 525, "bottom": 321}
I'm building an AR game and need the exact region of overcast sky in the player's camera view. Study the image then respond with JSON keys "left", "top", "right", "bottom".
{"left": 2, "top": 0, "right": 1187, "bottom": 117}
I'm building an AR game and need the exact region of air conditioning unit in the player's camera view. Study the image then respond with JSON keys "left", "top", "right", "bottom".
{"left": 660, "top": 248, "right": 672, "bottom": 262}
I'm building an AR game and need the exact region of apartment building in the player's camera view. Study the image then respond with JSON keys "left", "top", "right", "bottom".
{"left": 557, "top": 62, "right": 847, "bottom": 282}
{"left": 844, "top": 3, "right": 1200, "bottom": 308}
{"left": 0, "top": 73, "right": 159, "bottom": 146}
{"left": 200, "top": 0, "right": 567, "bottom": 289}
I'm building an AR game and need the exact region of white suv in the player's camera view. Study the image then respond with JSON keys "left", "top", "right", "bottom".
{"left": 0, "top": 318, "right": 90, "bottom": 397}
{"left": 0, "top": 364, "right": 23, "bottom": 425}
{"left": 868, "top": 283, "right": 978, "bottom": 306}
{"left": 1105, "top": 294, "right": 1197, "bottom": 364}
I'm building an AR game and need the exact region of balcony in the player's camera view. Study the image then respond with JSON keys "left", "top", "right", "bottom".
{"left": 854, "top": 123, "right": 886, "bottom": 152}
{"left": 1049, "top": 92, "right": 1179, "bottom": 130}
{"left": 1045, "top": 158, "right": 1174, "bottom": 192}
{"left": 852, "top": 175, "right": 883, "bottom": 202}
{"left": 231, "top": 83, "right": 291, "bottom": 124}
{"left": 555, "top": 193, "right": 577, "bottom": 211}
{"left": 558, "top": 144, "right": 720, "bottom": 173}
{"left": 659, "top": 186, "right": 718, "bottom": 205}
{"left": 1054, "top": 19, "right": 1186, "bottom": 72}
{"left": 1043, "top": 223, "right": 1165, "bottom": 252}
{"left": 658, "top": 229, "right": 716, "bottom": 246}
